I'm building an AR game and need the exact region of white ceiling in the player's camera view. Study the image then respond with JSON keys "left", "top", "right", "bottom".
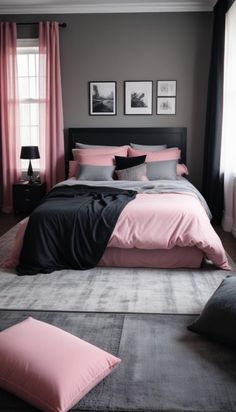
{"left": 0, "top": 0, "right": 217, "bottom": 15}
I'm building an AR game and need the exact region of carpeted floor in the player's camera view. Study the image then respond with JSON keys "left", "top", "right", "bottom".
{"left": 1, "top": 224, "right": 236, "bottom": 412}
{"left": 0, "top": 223, "right": 234, "bottom": 314}
{"left": 0, "top": 265, "right": 231, "bottom": 314}
{"left": 1, "top": 310, "right": 236, "bottom": 412}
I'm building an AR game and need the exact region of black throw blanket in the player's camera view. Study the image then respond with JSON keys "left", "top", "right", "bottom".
{"left": 17, "top": 185, "right": 136, "bottom": 276}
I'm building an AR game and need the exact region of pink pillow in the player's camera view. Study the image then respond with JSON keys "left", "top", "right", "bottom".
{"left": 77, "top": 153, "right": 116, "bottom": 166}
{"left": 72, "top": 145, "right": 128, "bottom": 160}
{"left": 69, "top": 160, "right": 79, "bottom": 178}
{"left": 0, "top": 317, "right": 121, "bottom": 412}
{"left": 128, "top": 146, "right": 181, "bottom": 162}
{"left": 177, "top": 163, "right": 189, "bottom": 176}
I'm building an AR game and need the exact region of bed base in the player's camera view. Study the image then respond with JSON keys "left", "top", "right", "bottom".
{"left": 99, "top": 246, "right": 204, "bottom": 269}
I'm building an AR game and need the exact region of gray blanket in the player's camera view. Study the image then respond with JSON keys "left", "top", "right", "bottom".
{"left": 57, "top": 177, "right": 212, "bottom": 219}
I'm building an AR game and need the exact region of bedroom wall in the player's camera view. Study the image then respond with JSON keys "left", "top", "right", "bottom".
{"left": 1, "top": 12, "right": 213, "bottom": 189}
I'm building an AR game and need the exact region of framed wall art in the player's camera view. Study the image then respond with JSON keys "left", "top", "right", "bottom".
{"left": 89, "top": 81, "right": 116, "bottom": 115}
{"left": 157, "top": 97, "right": 176, "bottom": 115}
{"left": 157, "top": 80, "right": 176, "bottom": 97}
{"left": 157, "top": 80, "right": 176, "bottom": 115}
{"left": 124, "top": 81, "right": 153, "bottom": 115}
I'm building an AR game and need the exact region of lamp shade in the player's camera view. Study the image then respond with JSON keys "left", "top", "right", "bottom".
{"left": 20, "top": 146, "right": 40, "bottom": 160}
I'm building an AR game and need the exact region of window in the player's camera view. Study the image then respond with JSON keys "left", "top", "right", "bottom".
{"left": 220, "top": 1, "right": 236, "bottom": 233}
{"left": 17, "top": 39, "right": 40, "bottom": 171}
{"left": 221, "top": 1, "right": 236, "bottom": 176}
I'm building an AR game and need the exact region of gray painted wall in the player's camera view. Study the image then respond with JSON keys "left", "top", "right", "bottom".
{"left": 2, "top": 12, "right": 213, "bottom": 189}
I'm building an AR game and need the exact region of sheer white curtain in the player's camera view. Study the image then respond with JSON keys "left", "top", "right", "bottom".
{"left": 221, "top": 0, "right": 236, "bottom": 237}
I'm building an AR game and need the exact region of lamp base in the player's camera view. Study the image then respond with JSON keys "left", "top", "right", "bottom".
{"left": 28, "top": 176, "right": 34, "bottom": 184}
{"left": 27, "top": 160, "right": 34, "bottom": 184}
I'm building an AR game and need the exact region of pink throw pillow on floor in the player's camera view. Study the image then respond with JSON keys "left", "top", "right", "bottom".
{"left": 0, "top": 317, "right": 121, "bottom": 412}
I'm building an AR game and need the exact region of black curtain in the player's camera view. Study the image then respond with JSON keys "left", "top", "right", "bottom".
{"left": 203, "top": 0, "right": 235, "bottom": 224}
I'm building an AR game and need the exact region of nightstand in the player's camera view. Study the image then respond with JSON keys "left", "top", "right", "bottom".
{"left": 13, "top": 182, "right": 47, "bottom": 214}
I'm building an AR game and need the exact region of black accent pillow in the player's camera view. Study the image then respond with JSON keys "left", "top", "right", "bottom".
{"left": 188, "top": 276, "right": 236, "bottom": 348}
{"left": 115, "top": 155, "right": 146, "bottom": 171}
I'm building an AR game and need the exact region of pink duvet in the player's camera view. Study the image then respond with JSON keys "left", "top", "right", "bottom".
{"left": 108, "top": 193, "right": 230, "bottom": 270}
{"left": 3, "top": 192, "right": 230, "bottom": 271}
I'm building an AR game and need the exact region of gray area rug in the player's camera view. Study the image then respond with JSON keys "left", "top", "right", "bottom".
{"left": 0, "top": 223, "right": 235, "bottom": 314}
{"left": 1, "top": 310, "right": 236, "bottom": 412}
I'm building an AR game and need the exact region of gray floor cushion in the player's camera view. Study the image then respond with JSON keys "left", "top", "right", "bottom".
{"left": 188, "top": 275, "right": 236, "bottom": 348}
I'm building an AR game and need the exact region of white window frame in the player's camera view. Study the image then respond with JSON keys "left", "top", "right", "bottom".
{"left": 17, "top": 38, "right": 40, "bottom": 172}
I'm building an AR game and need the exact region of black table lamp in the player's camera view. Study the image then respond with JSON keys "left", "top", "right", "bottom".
{"left": 20, "top": 146, "right": 40, "bottom": 184}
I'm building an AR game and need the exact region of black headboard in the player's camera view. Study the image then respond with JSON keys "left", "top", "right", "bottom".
{"left": 66, "top": 127, "right": 187, "bottom": 174}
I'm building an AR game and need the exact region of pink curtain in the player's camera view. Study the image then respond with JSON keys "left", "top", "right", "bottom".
{"left": 39, "top": 21, "right": 65, "bottom": 190}
{"left": 0, "top": 22, "right": 20, "bottom": 213}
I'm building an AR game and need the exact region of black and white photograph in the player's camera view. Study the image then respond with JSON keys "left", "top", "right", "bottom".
{"left": 124, "top": 81, "right": 153, "bottom": 115}
{"left": 89, "top": 81, "right": 116, "bottom": 115}
{"left": 157, "top": 80, "right": 176, "bottom": 97}
{"left": 157, "top": 97, "right": 176, "bottom": 115}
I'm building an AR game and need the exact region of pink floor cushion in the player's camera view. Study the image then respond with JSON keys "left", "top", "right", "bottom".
{"left": 0, "top": 317, "right": 121, "bottom": 412}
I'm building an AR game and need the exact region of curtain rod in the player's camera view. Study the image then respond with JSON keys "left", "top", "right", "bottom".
{"left": 17, "top": 22, "right": 67, "bottom": 28}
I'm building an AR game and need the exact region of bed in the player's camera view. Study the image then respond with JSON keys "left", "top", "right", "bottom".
{"left": 4, "top": 127, "right": 230, "bottom": 274}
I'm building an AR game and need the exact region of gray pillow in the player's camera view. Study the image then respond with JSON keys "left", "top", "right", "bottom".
{"left": 188, "top": 276, "right": 236, "bottom": 348}
{"left": 130, "top": 143, "right": 167, "bottom": 151}
{"left": 147, "top": 159, "right": 177, "bottom": 180}
{"left": 77, "top": 164, "right": 115, "bottom": 181}
{"left": 75, "top": 142, "right": 118, "bottom": 149}
{"left": 116, "top": 163, "right": 148, "bottom": 181}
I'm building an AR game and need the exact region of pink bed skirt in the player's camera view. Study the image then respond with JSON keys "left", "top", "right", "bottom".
{"left": 2, "top": 218, "right": 203, "bottom": 270}
{"left": 99, "top": 246, "right": 204, "bottom": 269}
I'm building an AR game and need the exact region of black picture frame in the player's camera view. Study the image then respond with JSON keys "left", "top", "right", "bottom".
{"left": 124, "top": 81, "right": 153, "bottom": 115}
{"left": 89, "top": 81, "right": 117, "bottom": 115}
{"left": 157, "top": 80, "right": 177, "bottom": 115}
{"left": 157, "top": 80, "right": 177, "bottom": 97}
{"left": 157, "top": 97, "right": 176, "bottom": 115}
